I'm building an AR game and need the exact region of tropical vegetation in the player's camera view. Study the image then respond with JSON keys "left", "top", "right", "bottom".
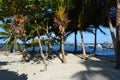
{"left": 0, "top": 0, "right": 120, "bottom": 70}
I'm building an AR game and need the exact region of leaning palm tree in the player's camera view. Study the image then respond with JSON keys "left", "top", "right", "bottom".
{"left": 54, "top": 5, "right": 70, "bottom": 63}
{"left": 76, "top": 0, "right": 105, "bottom": 59}
{"left": 91, "top": 25, "right": 106, "bottom": 55}
{"left": 77, "top": 0, "right": 90, "bottom": 60}
{"left": 36, "top": 22, "right": 47, "bottom": 71}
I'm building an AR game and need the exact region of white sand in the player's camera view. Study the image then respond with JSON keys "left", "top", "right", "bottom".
{"left": 0, "top": 53, "right": 120, "bottom": 80}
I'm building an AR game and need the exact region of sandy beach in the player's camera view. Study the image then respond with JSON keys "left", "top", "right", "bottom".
{"left": 0, "top": 52, "right": 120, "bottom": 80}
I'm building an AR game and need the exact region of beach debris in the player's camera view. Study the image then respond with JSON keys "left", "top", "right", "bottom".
{"left": 33, "top": 73, "right": 36, "bottom": 75}
{"left": 40, "top": 69, "right": 45, "bottom": 72}
{"left": 3, "top": 52, "right": 9, "bottom": 57}
{"left": 29, "top": 60, "right": 34, "bottom": 64}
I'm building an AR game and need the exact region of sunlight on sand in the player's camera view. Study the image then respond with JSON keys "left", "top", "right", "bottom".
{"left": 0, "top": 53, "right": 120, "bottom": 80}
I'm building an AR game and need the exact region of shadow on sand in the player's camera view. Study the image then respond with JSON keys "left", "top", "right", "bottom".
{"left": 72, "top": 56, "right": 120, "bottom": 80}
{"left": 0, "top": 69, "right": 28, "bottom": 80}
{"left": 0, "top": 62, "right": 8, "bottom": 66}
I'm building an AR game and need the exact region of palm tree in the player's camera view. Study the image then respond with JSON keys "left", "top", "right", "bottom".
{"left": 76, "top": 0, "right": 91, "bottom": 59}
{"left": 76, "top": 0, "right": 107, "bottom": 58}
{"left": 0, "top": 20, "right": 20, "bottom": 52}
{"left": 116, "top": 0, "right": 120, "bottom": 69}
{"left": 64, "top": 30, "right": 78, "bottom": 53}
{"left": 27, "top": 13, "right": 47, "bottom": 70}
{"left": 99, "top": 0, "right": 120, "bottom": 69}
{"left": 54, "top": 4, "right": 70, "bottom": 63}
{"left": 91, "top": 25, "right": 106, "bottom": 55}
{"left": 100, "top": 0, "right": 116, "bottom": 51}
{"left": 46, "top": 19, "right": 54, "bottom": 59}
{"left": 66, "top": 0, "right": 95, "bottom": 59}
{"left": 27, "top": 0, "right": 50, "bottom": 70}
{"left": 13, "top": 15, "right": 31, "bottom": 62}
{"left": 36, "top": 22, "right": 47, "bottom": 70}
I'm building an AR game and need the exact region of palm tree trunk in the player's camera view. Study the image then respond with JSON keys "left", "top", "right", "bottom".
{"left": 46, "top": 20, "right": 53, "bottom": 59}
{"left": 18, "top": 43, "right": 22, "bottom": 52}
{"left": 93, "top": 27, "right": 97, "bottom": 55}
{"left": 58, "top": 36, "right": 62, "bottom": 52}
{"left": 10, "top": 42, "right": 14, "bottom": 53}
{"left": 108, "top": 15, "right": 116, "bottom": 52}
{"left": 61, "top": 34, "right": 66, "bottom": 63}
{"left": 116, "top": 25, "right": 120, "bottom": 69}
{"left": 32, "top": 38, "right": 35, "bottom": 52}
{"left": 22, "top": 39, "right": 30, "bottom": 62}
{"left": 36, "top": 24, "right": 47, "bottom": 70}
{"left": 32, "top": 46, "right": 35, "bottom": 52}
{"left": 80, "top": 30, "right": 87, "bottom": 60}
{"left": 74, "top": 30, "right": 77, "bottom": 53}
{"left": 116, "top": 0, "right": 120, "bottom": 69}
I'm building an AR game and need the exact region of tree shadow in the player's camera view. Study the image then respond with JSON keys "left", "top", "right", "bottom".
{"left": 0, "top": 62, "right": 8, "bottom": 66}
{"left": 72, "top": 69, "right": 120, "bottom": 80}
{"left": 0, "top": 69, "right": 28, "bottom": 80}
{"left": 54, "top": 52, "right": 70, "bottom": 62}
{"left": 54, "top": 52, "right": 63, "bottom": 62}
{"left": 94, "top": 56, "right": 116, "bottom": 64}
{"left": 72, "top": 57, "right": 120, "bottom": 80}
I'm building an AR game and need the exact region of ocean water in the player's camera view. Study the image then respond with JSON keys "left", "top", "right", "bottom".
{"left": 27, "top": 44, "right": 115, "bottom": 57}
{"left": 0, "top": 43, "right": 115, "bottom": 57}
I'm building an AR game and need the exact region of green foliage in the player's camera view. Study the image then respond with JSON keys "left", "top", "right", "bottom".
{"left": 0, "top": 0, "right": 116, "bottom": 50}
{"left": 0, "top": 0, "right": 28, "bottom": 17}
{"left": 3, "top": 52, "right": 9, "bottom": 56}
{"left": 0, "top": 20, "right": 19, "bottom": 51}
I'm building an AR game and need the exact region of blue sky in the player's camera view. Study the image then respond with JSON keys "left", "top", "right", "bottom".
{"left": 65, "top": 27, "right": 116, "bottom": 43}
{"left": 0, "top": 21, "right": 115, "bottom": 43}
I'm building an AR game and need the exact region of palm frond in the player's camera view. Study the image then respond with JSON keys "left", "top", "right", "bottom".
{"left": 83, "top": 28, "right": 95, "bottom": 35}
{"left": 0, "top": 32, "right": 9, "bottom": 36}
{"left": 13, "top": 37, "right": 19, "bottom": 49}
{"left": 98, "top": 27, "right": 106, "bottom": 35}
{"left": 64, "top": 31, "right": 73, "bottom": 41}
{"left": 0, "top": 40, "right": 10, "bottom": 49}
{"left": 54, "top": 6, "right": 70, "bottom": 27}
{"left": 0, "top": 36, "right": 6, "bottom": 39}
